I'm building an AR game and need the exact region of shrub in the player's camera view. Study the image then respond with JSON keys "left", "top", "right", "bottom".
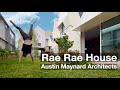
{"left": 68, "top": 50, "right": 79, "bottom": 56}
{"left": 15, "top": 50, "right": 20, "bottom": 57}
{"left": 79, "top": 60, "right": 92, "bottom": 65}
{"left": 58, "top": 50, "right": 80, "bottom": 62}
{"left": 69, "top": 59, "right": 92, "bottom": 66}
{"left": 54, "top": 33, "right": 74, "bottom": 53}
{"left": 0, "top": 49, "right": 10, "bottom": 59}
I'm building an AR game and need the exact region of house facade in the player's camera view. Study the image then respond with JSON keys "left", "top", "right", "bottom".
{"left": 0, "top": 13, "right": 16, "bottom": 51}
{"left": 52, "top": 12, "right": 81, "bottom": 53}
{"left": 52, "top": 12, "right": 120, "bottom": 56}
{"left": 73, "top": 12, "right": 120, "bottom": 55}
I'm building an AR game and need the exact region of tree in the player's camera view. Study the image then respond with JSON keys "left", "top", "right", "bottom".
{"left": 54, "top": 33, "right": 74, "bottom": 53}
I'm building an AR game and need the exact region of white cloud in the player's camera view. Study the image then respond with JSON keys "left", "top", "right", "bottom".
{"left": 50, "top": 18, "right": 58, "bottom": 23}
{"left": 1, "top": 12, "right": 40, "bottom": 26}
{"left": 1, "top": 12, "right": 40, "bottom": 48}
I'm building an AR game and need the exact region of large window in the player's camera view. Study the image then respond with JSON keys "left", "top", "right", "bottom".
{"left": 101, "top": 15, "right": 120, "bottom": 53}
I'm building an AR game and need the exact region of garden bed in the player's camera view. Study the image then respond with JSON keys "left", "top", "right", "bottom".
{"left": 0, "top": 53, "right": 17, "bottom": 60}
{"left": 0, "top": 48, "right": 18, "bottom": 60}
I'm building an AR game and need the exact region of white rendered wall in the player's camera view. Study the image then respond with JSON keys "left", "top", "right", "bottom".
{"left": 34, "top": 26, "right": 45, "bottom": 48}
{"left": 60, "top": 12, "right": 81, "bottom": 52}
{"left": 80, "top": 12, "right": 102, "bottom": 26}
{"left": 52, "top": 20, "right": 59, "bottom": 53}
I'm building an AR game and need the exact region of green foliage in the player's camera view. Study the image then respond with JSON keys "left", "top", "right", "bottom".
{"left": 79, "top": 60, "right": 92, "bottom": 65}
{"left": 68, "top": 50, "right": 79, "bottom": 56}
{"left": 69, "top": 60, "right": 91, "bottom": 66}
{"left": 54, "top": 33, "right": 74, "bottom": 53}
{"left": 0, "top": 48, "right": 10, "bottom": 58}
{"left": 15, "top": 50, "right": 20, "bottom": 57}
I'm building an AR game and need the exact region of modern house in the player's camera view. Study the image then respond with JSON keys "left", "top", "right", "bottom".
{"left": 0, "top": 13, "right": 16, "bottom": 51}
{"left": 73, "top": 12, "right": 120, "bottom": 55}
{"left": 52, "top": 12, "right": 81, "bottom": 53}
{"left": 51, "top": 12, "right": 120, "bottom": 67}
{"left": 52, "top": 12, "right": 120, "bottom": 57}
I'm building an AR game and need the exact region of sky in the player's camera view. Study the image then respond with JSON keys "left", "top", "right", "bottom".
{"left": 1, "top": 12, "right": 60, "bottom": 32}
{"left": 0, "top": 12, "right": 67, "bottom": 48}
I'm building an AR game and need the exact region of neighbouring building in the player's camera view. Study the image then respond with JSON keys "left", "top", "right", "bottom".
{"left": 0, "top": 13, "right": 16, "bottom": 51}
{"left": 34, "top": 26, "right": 52, "bottom": 56}
{"left": 34, "top": 26, "right": 52, "bottom": 48}
{"left": 34, "top": 26, "right": 46, "bottom": 49}
{"left": 45, "top": 30, "right": 53, "bottom": 52}
{"left": 18, "top": 25, "right": 52, "bottom": 56}
{"left": 45, "top": 30, "right": 53, "bottom": 47}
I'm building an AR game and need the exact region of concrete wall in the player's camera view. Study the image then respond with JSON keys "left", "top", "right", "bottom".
{"left": 57, "top": 12, "right": 81, "bottom": 52}
{"left": 63, "top": 12, "right": 81, "bottom": 30}
{"left": 52, "top": 12, "right": 81, "bottom": 53}
{"left": 57, "top": 12, "right": 68, "bottom": 27}
{"left": 81, "top": 32, "right": 85, "bottom": 53}
{"left": 52, "top": 20, "right": 59, "bottom": 53}
{"left": 64, "top": 12, "right": 81, "bottom": 52}
{"left": 53, "top": 20, "right": 61, "bottom": 38}
{"left": 45, "top": 30, "right": 52, "bottom": 46}
{"left": 47, "top": 34, "right": 53, "bottom": 47}
{"left": 80, "top": 12, "right": 102, "bottom": 26}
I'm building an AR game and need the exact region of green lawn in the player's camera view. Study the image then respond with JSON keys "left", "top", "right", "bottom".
{"left": 0, "top": 57, "right": 120, "bottom": 78}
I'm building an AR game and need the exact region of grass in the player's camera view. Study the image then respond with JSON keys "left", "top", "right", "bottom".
{"left": 0, "top": 57, "right": 120, "bottom": 78}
